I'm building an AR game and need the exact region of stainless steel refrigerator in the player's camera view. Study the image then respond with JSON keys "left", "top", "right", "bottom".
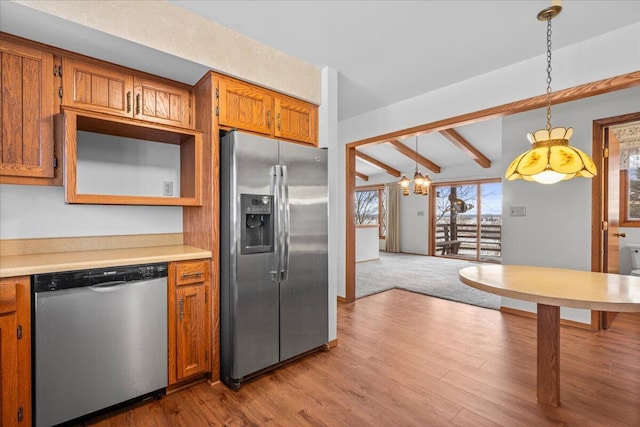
{"left": 220, "top": 130, "right": 328, "bottom": 388}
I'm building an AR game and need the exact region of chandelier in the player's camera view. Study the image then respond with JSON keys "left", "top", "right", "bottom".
{"left": 505, "top": 4, "right": 597, "bottom": 184}
{"left": 399, "top": 136, "right": 431, "bottom": 196}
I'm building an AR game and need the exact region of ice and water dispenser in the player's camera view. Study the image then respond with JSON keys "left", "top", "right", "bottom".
{"left": 240, "top": 194, "right": 274, "bottom": 254}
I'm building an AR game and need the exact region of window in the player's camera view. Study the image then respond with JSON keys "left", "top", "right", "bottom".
{"left": 432, "top": 179, "right": 501, "bottom": 262}
{"left": 355, "top": 186, "right": 386, "bottom": 238}
{"left": 620, "top": 153, "right": 640, "bottom": 226}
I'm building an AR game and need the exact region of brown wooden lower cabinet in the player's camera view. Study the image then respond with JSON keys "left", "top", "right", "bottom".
{"left": 0, "top": 276, "right": 31, "bottom": 427}
{"left": 168, "top": 260, "right": 211, "bottom": 385}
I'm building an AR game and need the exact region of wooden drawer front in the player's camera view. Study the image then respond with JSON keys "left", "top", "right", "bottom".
{"left": 275, "top": 97, "right": 317, "bottom": 145}
{"left": 175, "top": 260, "right": 208, "bottom": 286}
{"left": 62, "top": 58, "right": 133, "bottom": 118}
{"left": 135, "top": 78, "right": 192, "bottom": 128}
{"left": 0, "top": 280, "right": 17, "bottom": 315}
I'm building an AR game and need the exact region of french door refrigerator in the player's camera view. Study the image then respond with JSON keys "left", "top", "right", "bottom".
{"left": 220, "top": 130, "right": 328, "bottom": 388}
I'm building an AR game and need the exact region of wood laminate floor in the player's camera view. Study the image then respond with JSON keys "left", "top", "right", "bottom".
{"left": 86, "top": 289, "right": 640, "bottom": 426}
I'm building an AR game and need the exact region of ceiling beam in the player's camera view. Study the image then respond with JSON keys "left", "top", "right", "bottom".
{"left": 386, "top": 139, "right": 441, "bottom": 173}
{"left": 439, "top": 129, "right": 491, "bottom": 168}
{"left": 355, "top": 171, "right": 369, "bottom": 181}
{"left": 355, "top": 151, "right": 401, "bottom": 177}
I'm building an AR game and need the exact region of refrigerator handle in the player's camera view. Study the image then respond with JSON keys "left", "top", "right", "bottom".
{"left": 280, "top": 165, "right": 290, "bottom": 282}
{"left": 270, "top": 165, "right": 281, "bottom": 282}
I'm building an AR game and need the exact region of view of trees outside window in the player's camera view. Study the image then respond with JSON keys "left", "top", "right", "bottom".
{"left": 355, "top": 187, "right": 386, "bottom": 237}
{"left": 627, "top": 154, "right": 640, "bottom": 220}
{"left": 434, "top": 181, "right": 501, "bottom": 262}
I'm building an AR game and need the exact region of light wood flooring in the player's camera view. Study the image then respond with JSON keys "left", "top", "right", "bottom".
{"left": 86, "top": 289, "right": 640, "bottom": 426}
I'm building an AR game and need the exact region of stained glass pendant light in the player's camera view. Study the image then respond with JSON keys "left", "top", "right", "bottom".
{"left": 505, "top": 4, "right": 597, "bottom": 184}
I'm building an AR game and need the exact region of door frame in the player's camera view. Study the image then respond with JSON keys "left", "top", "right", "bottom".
{"left": 344, "top": 71, "right": 640, "bottom": 304}
{"left": 590, "top": 111, "right": 640, "bottom": 328}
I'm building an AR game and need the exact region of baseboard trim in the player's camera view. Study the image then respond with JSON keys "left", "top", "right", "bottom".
{"left": 337, "top": 296, "right": 347, "bottom": 303}
{"left": 500, "top": 306, "right": 593, "bottom": 330}
{"left": 327, "top": 339, "right": 338, "bottom": 349}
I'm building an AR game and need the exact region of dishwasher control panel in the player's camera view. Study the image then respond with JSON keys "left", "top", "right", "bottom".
{"left": 33, "top": 262, "right": 168, "bottom": 292}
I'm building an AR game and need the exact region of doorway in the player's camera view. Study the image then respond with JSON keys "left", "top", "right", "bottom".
{"left": 591, "top": 112, "right": 640, "bottom": 329}
{"left": 431, "top": 179, "right": 502, "bottom": 263}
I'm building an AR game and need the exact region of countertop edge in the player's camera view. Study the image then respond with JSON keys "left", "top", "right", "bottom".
{"left": 0, "top": 245, "right": 212, "bottom": 278}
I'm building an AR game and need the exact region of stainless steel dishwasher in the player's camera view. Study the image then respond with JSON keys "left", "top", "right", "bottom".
{"left": 33, "top": 263, "right": 168, "bottom": 427}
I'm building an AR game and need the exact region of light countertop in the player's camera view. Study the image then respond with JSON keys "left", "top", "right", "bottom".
{"left": 0, "top": 245, "right": 211, "bottom": 278}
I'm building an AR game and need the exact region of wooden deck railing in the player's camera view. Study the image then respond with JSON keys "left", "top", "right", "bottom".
{"left": 435, "top": 223, "right": 501, "bottom": 256}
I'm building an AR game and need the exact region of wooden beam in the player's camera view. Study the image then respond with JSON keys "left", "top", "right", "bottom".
{"left": 439, "top": 129, "right": 491, "bottom": 168}
{"left": 355, "top": 151, "right": 401, "bottom": 177}
{"left": 346, "top": 70, "right": 640, "bottom": 148}
{"left": 345, "top": 146, "right": 356, "bottom": 303}
{"left": 355, "top": 171, "right": 369, "bottom": 181}
{"left": 386, "top": 139, "right": 441, "bottom": 173}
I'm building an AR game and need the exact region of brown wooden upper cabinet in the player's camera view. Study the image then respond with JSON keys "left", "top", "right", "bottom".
{"left": 216, "top": 74, "right": 318, "bottom": 145}
{"left": 0, "top": 37, "right": 55, "bottom": 181}
{"left": 62, "top": 58, "right": 193, "bottom": 129}
{"left": 217, "top": 75, "right": 273, "bottom": 135}
{"left": 274, "top": 95, "right": 317, "bottom": 145}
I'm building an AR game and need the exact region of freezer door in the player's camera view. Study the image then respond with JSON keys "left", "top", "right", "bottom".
{"left": 278, "top": 142, "right": 328, "bottom": 361}
{"left": 224, "top": 131, "right": 281, "bottom": 380}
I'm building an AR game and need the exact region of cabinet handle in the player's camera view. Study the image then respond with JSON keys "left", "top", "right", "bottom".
{"left": 614, "top": 233, "right": 626, "bottom": 238}
{"left": 126, "top": 92, "right": 132, "bottom": 113}
{"left": 179, "top": 298, "right": 184, "bottom": 320}
{"left": 181, "top": 271, "right": 203, "bottom": 279}
{"left": 135, "top": 93, "right": 141, "bottom": 115}
{"left": 267, "top": 111, "right": 271, "bottom": 128}
{"left": 277, "top": 113, "right": 281, "bottom": 131}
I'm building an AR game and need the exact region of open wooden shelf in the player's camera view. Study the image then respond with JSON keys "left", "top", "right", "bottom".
{"left": 61, "top": 108, "right": 203, "bottom": 206}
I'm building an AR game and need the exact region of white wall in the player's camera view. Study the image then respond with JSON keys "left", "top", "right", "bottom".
{"left": 501, "top": 86, "right": 640, "bottom": 323}
{"left": 399, "top": 195, "right": 429, "bottom": 254}
{"left": 320, "top": 67, "right": 339, "bottom": 341}
{"left": 336, "top": 23, "right": 640, "bottom": 298}
{"left": 0, "top": 185, "right": 182, "bottom": 239}
{"left": 356, "top": 227, "right": 379, "bottom": 262}
{"left": 76, "top": 132, "right": 181, "bottom": 197}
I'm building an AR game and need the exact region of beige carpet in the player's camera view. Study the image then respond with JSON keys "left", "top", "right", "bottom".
{"left": 356, "top": 252, "right": 500, "bottom": 310}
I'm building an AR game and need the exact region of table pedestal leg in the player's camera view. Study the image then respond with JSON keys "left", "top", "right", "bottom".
{"left": 537, "top": 303, "right": 560, "bottom": 407}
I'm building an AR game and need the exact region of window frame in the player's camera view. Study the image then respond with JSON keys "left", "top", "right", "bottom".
{"left": 355, "top": 184, "right": 386, "bottom": 238}
{"left": 619, "top": 169, "right": 640, "bottom": 227}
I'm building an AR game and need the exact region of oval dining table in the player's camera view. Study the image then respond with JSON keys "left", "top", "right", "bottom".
{"left": 459, "top": 264, "right": 640, "bottom": 407}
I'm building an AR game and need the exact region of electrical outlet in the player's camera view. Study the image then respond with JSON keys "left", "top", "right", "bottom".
{"left": 509, "top": 206, "right": 526, "bottom": 217}
{"left": 163, "top": 181, "right": 174, "bottom": 196}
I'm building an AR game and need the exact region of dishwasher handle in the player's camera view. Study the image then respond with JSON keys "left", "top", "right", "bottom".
{"left": 89, "top": 281, "right": 128, "bottom": 291}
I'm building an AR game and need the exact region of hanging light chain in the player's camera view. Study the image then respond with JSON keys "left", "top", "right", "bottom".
{"left": 545, "top": 13, "right": 553, "bottom": 132}
{"left": 414, "top": 136, "right": 419, "bottom": 171}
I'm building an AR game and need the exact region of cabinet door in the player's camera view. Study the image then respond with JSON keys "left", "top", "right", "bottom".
{"left": 134, "top": 77, "right": 192, "bottom": 128}
{"left": 176, "top": 284, "right": 208, "bottom": 380}
{"left": 274, "top": 96, "right": 318, "bottom": 145}
{"left": 62, "top": 58, "right": 134, "bottom": 118}
{"left": 0, "top": 277, "right": 30, "bottom": 427}
{"left": 218, "top": 76, "right": 273, "bottom": 135}
{"left": 0, "top": 38, "right": 54, "bottom": 178}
